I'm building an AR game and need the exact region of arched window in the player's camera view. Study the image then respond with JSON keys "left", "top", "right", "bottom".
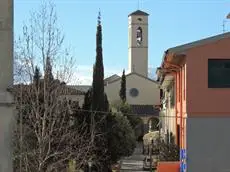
{"left": 136, "top": 27, "right": 143, "bottom": 45}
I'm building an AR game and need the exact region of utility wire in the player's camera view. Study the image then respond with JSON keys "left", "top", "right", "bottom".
{"left": 15, "top": 105, "right": 187, "bottom": 119}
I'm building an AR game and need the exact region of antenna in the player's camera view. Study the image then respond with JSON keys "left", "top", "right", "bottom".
{"left": 137, "top": 0, "right": 140, "bottom": 10}
{"left": 222, "top": 20, "right": 226, "bottom": 33}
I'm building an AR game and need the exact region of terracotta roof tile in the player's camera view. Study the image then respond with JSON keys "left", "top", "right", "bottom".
{"left": 130, "top": 104, "right": 159, "bottom": 116}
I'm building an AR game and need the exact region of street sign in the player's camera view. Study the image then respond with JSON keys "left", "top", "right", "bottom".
{"left": 180, "top": 149, "right": 187, "bottom": 172}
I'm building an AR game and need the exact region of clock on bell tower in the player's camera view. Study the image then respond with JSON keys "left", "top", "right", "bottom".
{"left": 128, "top": 10, "right": 149, "bottom": 77}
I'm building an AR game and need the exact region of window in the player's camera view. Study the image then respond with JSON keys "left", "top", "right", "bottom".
{"left": 136, "top": 27, "right": 142, "bottom": 39}
{"left": 136, "top": 26, "right": 143, "bottom": 46}
{"left": 170, "top": 86, "right": 175, "bottom": 106}
{"left": 160, "top": 89, "right": 163, "bottom": 100}
{"left": 208, "top": 59, "right": 230, "bottom": 88}
{"left": 177, "top": 124, "right": 180, "bottom": 147}
{"left": 129, "top": 88, "right": 139, "bottom": 97}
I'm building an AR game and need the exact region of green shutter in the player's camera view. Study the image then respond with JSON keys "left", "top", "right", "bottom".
{"left": 208, "top": 59, "right": 230, "bottom": 88}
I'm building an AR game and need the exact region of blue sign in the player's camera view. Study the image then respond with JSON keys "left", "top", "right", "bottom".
{"left": 180, "top": 162, "right": 187, "bottom": 172}
{"left": 180, "top": 149, "right": 186, "bottom": 160}
{"left": 180, "top": 149, "right": 187, "bottom": 172}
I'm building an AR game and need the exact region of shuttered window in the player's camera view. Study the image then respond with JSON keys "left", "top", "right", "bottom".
{"left": 208, "top": 59, "right": 230, "bottom": 88}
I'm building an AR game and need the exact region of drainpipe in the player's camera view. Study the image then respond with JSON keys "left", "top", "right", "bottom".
{"left": 180, "top": 67, "right": 183, "bottom": 149}
{"left": 175, "top": 72, "right": 178, "bottom": 145}
{"left": 167, "top": 67, "right": 182, "bottom": 148}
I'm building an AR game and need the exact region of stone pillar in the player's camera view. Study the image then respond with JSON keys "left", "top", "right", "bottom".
{"left": 0, "top": 0, "right": 14, "bottom": 171}
{"left": 0, "top": 0, "right": 13, "bottom": 90}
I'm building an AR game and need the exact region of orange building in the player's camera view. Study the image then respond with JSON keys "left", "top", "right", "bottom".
{"left": 157, "top": 32, "right": 230, "bottom": 172}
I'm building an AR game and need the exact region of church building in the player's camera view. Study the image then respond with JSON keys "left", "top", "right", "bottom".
{"left": 70, "top": 10, "right": 160, "bottom": 134}
{"left": 104, "top": 10, "right": 160, "bottom": 134}
{"left": 105, "top": 10, "right": 160, "bottom": 108}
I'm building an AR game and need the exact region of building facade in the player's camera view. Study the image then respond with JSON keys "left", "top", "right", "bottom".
{"left": 105, "top": 72, "right": 160, "bottom": 106}
{"left": 157, "top": 32, "right": 230, "bottom": 172}
{"left": 105, "top": 10, "right": 160, "bottom": 107}
{"left": 71, "top": 10, "right": 160, "bottom": 136}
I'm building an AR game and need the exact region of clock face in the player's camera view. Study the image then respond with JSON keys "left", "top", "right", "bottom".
{"left": 136, "top": 27, "right": 142, "bottom": 46}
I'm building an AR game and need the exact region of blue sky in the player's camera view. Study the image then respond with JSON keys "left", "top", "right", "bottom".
{"left": 14, "top": 0, "right": 230, "bottom": 85}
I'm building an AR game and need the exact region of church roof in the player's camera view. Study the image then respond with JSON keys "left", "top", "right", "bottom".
{"left": 68, "top": 85, "right": 91, "bottom": 93}
{"left": 68, "top": 73, "right": 159, "bottom": 93}
{"left": 130, "top": 105, "right": 159, "bottom": 116}
{"left": 128, "top": 10, "right": 149, "bottom": 17}
{"left": 105, "top": 72, "right": 159, "bottom": 85}
{"left": 104, "top": 74, "right": 121, "bottom": 85}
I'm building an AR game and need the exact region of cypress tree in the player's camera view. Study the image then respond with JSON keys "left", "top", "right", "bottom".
{"left": 33, "top": 66, "right": 44, "bottom": 103}
{"left": 33, "top": 66, "right": 41, "bottom": 88}
{"left": 92, "top": 11, "right": 105, "bottom": 112}
{"left": 104, "top": 93, "right": 109, "bottom": 112}
{"left": 91, "top": 11, "right": 110, "bottom": 171}
{"left": 119, "top": 69, "right": 126, "bottom": 103}
{"left": 44, "top": 56, "right": 55, "bottom": 106}
{"left": 82, "top": 89, "right": 92, "bottom": 110}
{"left": 44, "top": 56, "right": 54, "bottom": 83}
{"left": 82, "top": 89, "right": 92, "bottom": 131}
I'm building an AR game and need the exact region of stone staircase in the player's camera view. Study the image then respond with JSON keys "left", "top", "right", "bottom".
{"left": 120, "top": 142, "right": 146, "bottom": 172}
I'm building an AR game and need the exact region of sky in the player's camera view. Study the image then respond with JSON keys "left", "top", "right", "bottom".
{"left": 14, "top": 0, "right": 230, "bottom": 85}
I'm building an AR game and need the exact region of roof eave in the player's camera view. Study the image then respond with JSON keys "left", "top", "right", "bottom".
{"left": 158, "top": 51, "right": 186, "bottom": 85}
{"left": 128, "top": 10, "right": 149, "bottom": 17}
{"left": 160, "top": 32, "right": 230, "bottom": 71}
{"left": 167, "top": 32, "right": 230, "bottom": 55}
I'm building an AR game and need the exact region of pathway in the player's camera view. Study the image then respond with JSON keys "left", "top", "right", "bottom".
{"left": 120, "top": 142, "right": 146, "bottom": 172}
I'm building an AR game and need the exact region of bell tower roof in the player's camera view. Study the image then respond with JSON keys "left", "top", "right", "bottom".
{"left": 128, "top": 10, "right": 149, "bottom": 17}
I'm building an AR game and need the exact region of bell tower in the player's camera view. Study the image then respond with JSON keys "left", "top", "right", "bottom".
{"left": 128, "top": 10, "right": 149, "bottom": 77}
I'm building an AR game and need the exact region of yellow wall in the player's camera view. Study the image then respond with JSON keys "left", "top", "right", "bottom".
{"left": 105, "top": 73, "right": 160, "bottom": 105}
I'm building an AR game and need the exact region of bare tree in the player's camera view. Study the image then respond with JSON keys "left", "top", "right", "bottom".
{"left": 12, "top": 82, "right": 96, "bottom": 171}
{"left": 14, "top": 1, "right": 75, "bottom": 84}
{"left": 12, "top": 2, "right": 94, "bottom": 171}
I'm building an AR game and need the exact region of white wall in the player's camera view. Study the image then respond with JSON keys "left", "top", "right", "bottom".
{"left": 166, "top": 108, "right": 176, "bottom": 135}
{"left": 160, "top": 91, "right": 176, "bottom": 136}
{"left": 60, "top": 95, "right": 85, "bottom": 107}
{"left": 105, "top": 74, "right": 160, "bottom": 105}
